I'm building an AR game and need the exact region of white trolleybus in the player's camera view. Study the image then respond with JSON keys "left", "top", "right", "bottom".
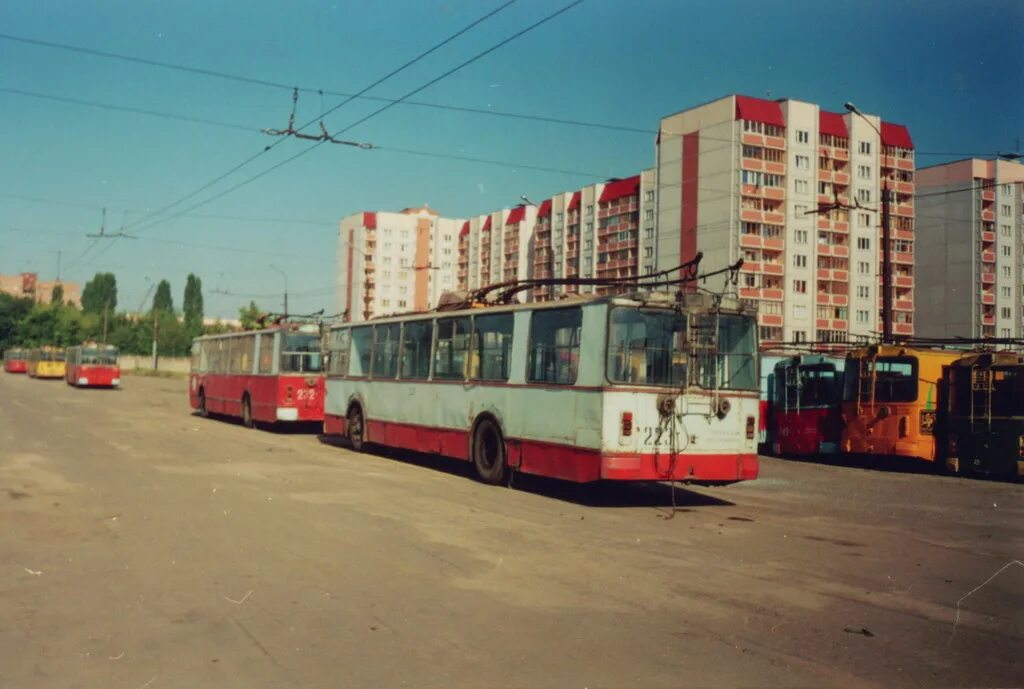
{"left": 323, "top": 290, "right": 759, "bottom": 485}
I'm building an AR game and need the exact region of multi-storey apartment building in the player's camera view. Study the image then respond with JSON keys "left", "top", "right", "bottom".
{"left": 337, "top": 205, "right": 463, "bottom": 321}
{"left": 457, "top": 204, "right": 538, "bottom": 299}
{"left": 916, "top": 158, "right": 1024, "bottom": 339}
{"left": 655, "top": 94, "right": 915, "bottom": 345}
{"left": 0, "top": 272, "right": 81, "bottom": 306}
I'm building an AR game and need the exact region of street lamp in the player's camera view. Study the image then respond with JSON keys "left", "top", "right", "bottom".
{"left": 269, "top": 264, "right": 289, "bottom": 316}
{"left": 845, "top": 101, "right": 893, "bottom": 343}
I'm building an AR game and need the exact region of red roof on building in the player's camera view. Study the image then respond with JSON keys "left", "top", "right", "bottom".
{"left": 481, "top": 216, "right": 492, "bottom": 232}
{"left": 734, "top": 95, "right": 785, "bottom": 127}
{"left": 459, "top": 221, "right": 469, "bottom": 238}
{"left": 362, "top": 211, "right": 377, "bottom": 229}
{"left": 536, "top": 199, "right": 551, "bottom": 218}
{"left": 819, "top": 111, "right": 849, "bottom": 139}
{"left": 567, "top": 191, "right": 581, "bottom": 211}
{"left": 599, "top": 175, "right": 641, "bottom": 204}
{"left": 881, "top": 122, "right": 914, "bottom": 149}
{"left": 505, "top": 206, "right": 525, "bottom": 225}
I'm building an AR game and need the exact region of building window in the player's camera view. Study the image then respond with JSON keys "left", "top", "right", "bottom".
{"left": 643, "top": 246, "right": 653, "bottom": 257}
{"left": 857, "top": 285, "right": 869, "bottom": 298}
{"left": 794, "top": 254, "right": 807, "bottom": 268}
{"left": 795, "top": 155, "right": 810, "bottom": 170}
{"left": 859, "top": 141, "right": 872, "bottom": 155}
{"left": 644, "top": 209, "right": 654, "bottom": 220}
{"left": 644, "top": 265, "right": 654, "bottom": 275}
{"left": 1002, "top": 204, "right": 1012, "bottom": 216}
{"left": 858, "top": 212, "right": 871, "bottom": 227}
{"left": 1002, "top": 245, "right": 1012, "bottom": 257}
{"left": 857, "top": 165, "right": 871, "bottom": 179}
{"left": 795, "top": 179, "right": 809, "bottom": 194}
{"left": 858, "top": 261, "right": 871, "bottom": 275}
{"left": 397, "top": 300, "right": 407, "bottom": 308}
{"left": 1003, "top": 266, "right": 1012, "bottom": 277}
{"left": 644, "top": 227, "right": 654, "bottom": 239}
{"left": 1002, "top": 184, "right": 1012, "bottom": 195}
{"left": 794, "top": 203, "right": 809, "bottom": 216}
{"left": 1001, "top": 224, "right": 1011, "bottom": 237}
{"left": 585, "top": 221, "right": 593, "bottom": 233}
{"left": 856, "top": 310, "right": 869, "bottom": 324}
{"left": 793, "top": 279, "right": 807, "bottom": 294}
{"left": 1001, "top": 307, "right": 1012, "bottom": 319}
{"left": 644, "top": 190, "right": 655, "bottom": 202}
{"left": 857, "top": 237, "right": 871, "bottom": 250}
{"left": 1001, "top": 286, "right": 1011, "bottom": 297}
{"left": 794, "top": 229, "right": 808, "bottom": 244}
{"left": 858, "top": 189, "right": 871, "bottom": 204}
{"left": 584, "top": 239, "right": 593, "bottom": 250}
{"left": 796, "top": 130, "right": 809, "bottom": 144}
{"left": 555, "top": 212, "right": 563, "bottom": 223}
{"left": 1001, "top": 327, "right": 1012, "bottom": 337}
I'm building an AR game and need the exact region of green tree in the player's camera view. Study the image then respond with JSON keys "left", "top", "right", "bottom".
{"left": 81, "top": 272, "right": 118, "bottom": 315}
{"left": 239, "top": 301, "right": 263, "bottom": 330}
{"left": 152, "top": 279, "right": 174, "bottom": 314}
{"left": 183, "top": 274, "right": 204, "bottom": 336}
{"left": 17, "top": 304, "right": 59, "bottom": 346}
{"left": 51, "top": 284, "right": 64, "bottom": 306}
{"left": 0, "top": 293, "right": 35, "bottom": 350}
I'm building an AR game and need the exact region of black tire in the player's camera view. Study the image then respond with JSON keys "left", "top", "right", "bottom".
{"left": 242, "top": 394, "right": 254, "bottom": 429}
{"left": 197, "top": 388, "right": 208, "bottom": 418}
{"left": 472, "top": 417, "right": 506, "bottom": 485}
{"left": 348, "top": 406, "right": 365, "bottom": 452}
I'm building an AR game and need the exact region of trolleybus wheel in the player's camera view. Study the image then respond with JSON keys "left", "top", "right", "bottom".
{"left": 472, "top": 417, "right": 506, "bottom": 485}
{"left": 348, "top": 406, "right": 365, "bottom": 451}
{"left": 197, "top": 388, "right": 208, "bottom": 418}
{"left": 242, "top": 395, "right": 254, "bottom": 429}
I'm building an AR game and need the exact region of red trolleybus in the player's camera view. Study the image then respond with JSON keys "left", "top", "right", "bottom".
{"left": 189, "top": 321, "right": 324, "bottom": 427}
{"left": 3, "top": 348, "right": 28, "bottom": 373}
{"left": 323, "top": 291, "right": 759, "bottom": 485}
{"left": 770, "top": 354, "right": 845, "bottom": 456}
{"left": 65, "top": 343, "right": 121, "bottom": 388}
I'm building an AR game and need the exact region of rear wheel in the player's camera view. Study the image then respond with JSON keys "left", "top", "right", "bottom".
{"left": 347, "top": 406, "right": 365, "bottom": 451}
{"left": 242, "top": 395, "right": 254, "bottom": 429}
{"left": 472, "top": 418, "right": 506, "bottom": 485}
{"left": 197, "top": 388, "right": 208, "bottom": 418}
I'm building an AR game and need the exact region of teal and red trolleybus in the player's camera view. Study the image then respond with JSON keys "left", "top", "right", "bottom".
{"left": 323, "top": 291, "right": 760, "bottom": 485}
{"left": 944, "top": 350, "right": 1024, "bottom": 479}
{"left": 3, "top": 348, "right": 28, "bottom": 374}
{"left": 770, "top": 354, "right": 845, "bottom": 456}
{"left": 189, "top": 321, "right": 324, "bottom": 427}
{"left": 65, "top": 343, "right": 121, "bottom": 388}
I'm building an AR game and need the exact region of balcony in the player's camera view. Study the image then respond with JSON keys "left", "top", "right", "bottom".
{"left": 896, "top": 158, "right": 914, "bottom": 172}
{"left": 981, "top": 292, "right": 996, "bottom": 305}
{"left": 761, "top": 288, "right": 784, "bottom": 301}
{"left": 895, "top": 275, "right": 914, "bottom": 288}
{"left": 834, "top": 172, "right": 850, "bottom": 185}
{"left": 833, "top": 148, "right": 849, "bottom": 162}
{"left": 981, "top": 272, "right": 995, "bottom": 284}
{"left": 981, "top": 189, "right": 995, "bottom": 202}
{"left": 982, "top": 315, "right": 996, "bottom": 326}
{"left": 833, "top": 245, "right": 850, "bottom": 258}
{"left": 742, "top": 132, "right": 765, "bottom": 146}
{"left": 982, "top": 250, "right": 996, "bottom": 262}
{"left": 765, "top": 161, "right": 786, "bottom": 175}
{"left": 762, "top": 263, "right": 785, "bottom": 276}
{"left": 882, "top": 154, "right": 897, "bottom": 169}
{"left": 739, "top": 234, "right": 762, "bottom": 249}
{"left": 833, "top": 269, "right": 849, "bottom": 281}
{"left": 764, "top": 210, "right": 785, "bottom": 224}
{"left": 981, "top": 230, "right": 996, "bottom": 243}
{"left": 758, "top": 313, "right": 784, "bottom": 327}
{"left": 817, "top": 217, "right": 832, "bottom": 230}
{"left": 763, "top": 237, "right": 785, "bottom": 251}
{"left": 740, "top": 208, "right": 764, "bottom": 223}
{"left": 831, "top": 319, "right": 848, "bottom": 330}
{"left": 894, "top": 181, "right": 915, "bottom": 195}
{"left": 895, "top": 299, "right": 914, "bottom": 311}
{"left": 893, "top": 252, "right": 914, "bottom": 264}
{"left": 892, "top": 204, "right": 915, "bottom": 218}
{"left": 894, "top": 229, "right": 915, "bottom": 241}
{"left": 818, "top": 169, "right": 833, "bottom": 182}
{"left": 741, "top": 158, "right": 764, "bottom": 172}
{"left": 764, "top": 135, "right": 786, "bottom": 150}
{"left": 833, "top": 221, "right": 850, "bottom": 233}
{"left": 893, "top": 322, "right": 913, "bottom": 335}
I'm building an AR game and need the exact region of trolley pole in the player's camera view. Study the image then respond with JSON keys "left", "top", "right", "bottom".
{"left": 151, "top": 309, "right": 159, "bottom": 370}
{"left": 270, "top": 264, "right": 288, "bottom": 317}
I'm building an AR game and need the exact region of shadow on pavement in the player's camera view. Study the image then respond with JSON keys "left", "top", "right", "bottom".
{"left": 316, "top": 435, "right": 735, "bottom": 509}
{"left": 191, "top": 412, "right": 323, "bottom": 435}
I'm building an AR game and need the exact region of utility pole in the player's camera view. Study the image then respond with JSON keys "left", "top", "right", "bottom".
{"left": 102, "top": 301, "right": 109, "bottom": 343}
{"left": 270, "top": 264, "right": 288, "bottom": 316}
{"left": 152, "top": 308, "right": 159, "bottom": 370}
{"left": 845, "top": 102, "right": 893, "bottom": 343}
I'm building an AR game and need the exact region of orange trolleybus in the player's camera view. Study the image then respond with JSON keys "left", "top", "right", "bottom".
{"left": 65, "top": 343, "right": 121, "bottom": 388}
{"left": 189, "top": 321, "right": 325, "bottom": 427}
{"left": 840, "top": 344, "right": 960, "bottom": 465}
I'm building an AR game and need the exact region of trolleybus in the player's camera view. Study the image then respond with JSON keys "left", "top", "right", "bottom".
{"left": 943, "top": 351, "right": 1024, "bottom": 478}
{"left": 770, "top": 354, "right": 845, "bottom": 456}
{"left": 3, "top": 348, "right": 28, "bottom": 374}
{"left": 757, "top": 353, "right": 787, "bottom": 451}
{"left": 27, "top": 346, "right": 66, "bottom": 379}
{"left": 840, "top": 345, "right": 959, "bottom": 464}
{"left": 65, "top": 343, "right": 121, "bottom": 388}
{"left": 323, "top": 291, "right": 760, "bottom": 485}
{"left": 189, "top": 321, "right": 324, "bottom": 427}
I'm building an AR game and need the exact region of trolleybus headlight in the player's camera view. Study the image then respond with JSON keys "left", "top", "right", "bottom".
{"left": 1019, "top": 435, "right": 1024, "bottom": 457}
{"left": 621, "top": 412, "right": 633, "bottom": 437}
{"left": 716, "top": 398, "right": 732, "bottom": 419}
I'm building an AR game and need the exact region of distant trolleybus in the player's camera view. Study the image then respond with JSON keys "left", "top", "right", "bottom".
{"left": 65, "top": 343, "right": 121, "bottom": 388}
{"left": 840, "top": 345, "right": 959, "bottom": 465}
{"left": 323, "top": 291, "right": 760, "bottom": 485}
{"left": 189, "top": 321, "right": 324, "bottom": 427}
{"left": 3, "top": 348, "right": 28, "bottom": 374}
{"left": 944, "top": 351, "right": 1024, "bottom": 479}
{"left": 27, "top": 346, "right": 66, "bottom": 379}
{"left": 770, "top": 354, "right": 845, "bottom": 456}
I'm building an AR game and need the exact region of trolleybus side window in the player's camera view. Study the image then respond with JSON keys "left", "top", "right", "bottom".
{"left": 528, "top": 307, "right": 582, "bottom": 385}
{"left": 784, "top": 364, "right": 838, "bottom": 408}
{"left": 327, "top": 329, "right": 350, "bottom": 376}
{"left": 372, "top": 324, "right": 400, "bottom": 378}
{"left": 349, "top": 327, "right": 373, "bottom": 377}
{"left": 434, "top": 317, "right": 471, "bottom": 380}
{"left": 191, "top": 342, "right": 202, "bottom": 372}
{"left": 258, "top": 333, "right": 275, "bottom": 374}
{"left": 873, "top": 357, "right": 917, "bottom": 403}
{"left": 606, "top": 307, "right": 687, "bottom": 386}
{"left": 470, "top": 313, "right": 514, "bottom": 382}
{"left": 694, "top": 314, "right": 757, "bottom": 390}
{"left": 281, "top": 332, "right": 322, "bottom": 374}
{"left": 399, "top": 320, "right": 432, "bottom": 380}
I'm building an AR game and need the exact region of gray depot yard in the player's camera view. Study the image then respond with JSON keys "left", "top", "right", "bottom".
{"left": 1, "top": 372, "right": 1021, "bottom": 689}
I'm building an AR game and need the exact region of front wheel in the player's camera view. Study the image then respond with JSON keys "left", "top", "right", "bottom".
{"left": 197, "top": 389, "right": 208, "bottom": 418}
{"left": 242, "top": 395, "right": 254, "bottom": 429}
{"left": 348, "top": 406, "right": 365, "bottom": 452}
{"left": 472, "top": 418, "right": 506, "bottom": 485}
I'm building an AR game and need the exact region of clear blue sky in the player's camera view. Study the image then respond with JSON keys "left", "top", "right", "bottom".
{"left": 1, "top": 0, "right": 1021, "bottom": 318}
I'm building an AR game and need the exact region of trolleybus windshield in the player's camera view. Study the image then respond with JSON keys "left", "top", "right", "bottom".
{"left": 81, "top": 347, "right": 118, "bottom": 365}
{"left": 782, "top": 364, "right": 839, "bottom": 408}
{"left": 956, "top": 367, "right": 1024, "bottom": 417}
{"left": 606, "top": 307, "right": 687, "bottom": 386}
{"left": 988, "top": 368, "right": 1024, "bottom": 415}
{"left": 693, "top": 314, "right": 757, "bottom": 391}
{"left": 845, "top": 356, "right": 918, "bottom": 403}
{"left": 280, "top": 333, "right": 322, "bottom": 374}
